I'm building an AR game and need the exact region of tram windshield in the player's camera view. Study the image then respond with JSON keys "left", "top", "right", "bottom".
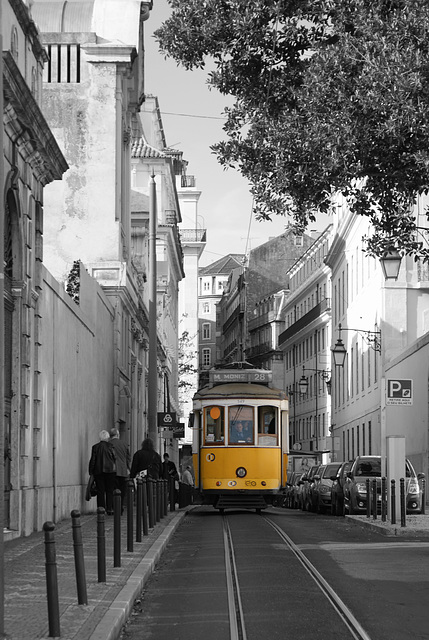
{"left": 204, "top": 406, "right": 224, "bottom": 445}
{"left": 257, "top": 406, "right": 278, "bottom": 446}
{"left": 229, "top": 406, "right": 254, "bottom": 444}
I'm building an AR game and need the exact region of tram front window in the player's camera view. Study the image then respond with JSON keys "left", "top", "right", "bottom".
{"left": 258, "top": 406, "right": 278, "bottom": 446}
{"left": 204, "top": 406, "right": 224, "bottom": 444}
{"left": 229, "top": 405, "right": 254, "bottom": 444}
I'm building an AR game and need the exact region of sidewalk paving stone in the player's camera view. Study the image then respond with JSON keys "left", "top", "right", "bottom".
{"left": 4, "top": 507, "right": 187, "bottom": 640}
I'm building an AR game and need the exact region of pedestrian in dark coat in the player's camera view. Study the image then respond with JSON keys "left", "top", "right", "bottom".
{"left": 130, "top": 438, "right": 162, "bottom": 480}
{"left": 109, "top": 428, "right": 130, "bottom": 514}
{"left": 89, "top": 430, "right": 116, "bottom": 514}
{"left": 162, "top": 453, "right": 179, "bottom": 481}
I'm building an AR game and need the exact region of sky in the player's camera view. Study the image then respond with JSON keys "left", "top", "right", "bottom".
{"left": 144, "top": 1, "right": 329, "bottom": 268}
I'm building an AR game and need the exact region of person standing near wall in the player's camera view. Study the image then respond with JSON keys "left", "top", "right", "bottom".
{"left": 89, "top": 430, "right": 116, "bottom": 514}
{"left": 182, "top": 465, "right": 194, "bottom": 486}
{"left": 109, "top": 428, "right": 130, "bottom": 514}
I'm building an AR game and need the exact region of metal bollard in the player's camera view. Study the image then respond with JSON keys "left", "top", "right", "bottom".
{"left": 164, "top": 480, "right": 168, "bottom": 516}
{"left": 381, "top": 477, "right": 387, "bottom": 522}
{"left": 422, "top": 478, "right": 426, "bottom": 515}
{"left": 97, "top": 507, "right": 106, "bottom": 583}
{"left": 136, "top": 478, "right": 142, "bottom": 543}
{"left": 71, "top": 510, "right": 88, "bottom": 605}
{"left": 43, "top": 521, "right": 61, "bottom": 638}
{"left": 142, "top": 477, "right": 149, "bottom": 536}
{"left": 400, "top": 477, "right": 406, "bottom": 527}
{"left": 113, "top": 489, "right": 121, "bottom": 567}
{"left": 156, "top": 480, "right": 161, "bottom": 522}
{"left": 179, "top": 482, "right": 186, "bottom": 508}
{"left": 160, "top": 479, "right": 165, "bottom": 517}
{"left": 391, "top": 479, "right": 396, "bottom": 524}
{"left": 127, "top": 479, "right": 134, "bottom": 552}
{"left": 147, "top": 478, "right": 155, "bottom": 528}
{"left": 366, "top": 478, "right": 371, "bottom": 518}
{"left": 372, "top": 479, "right": 377, "bottom": 520}
{"left": 169, "top": 476, "right": 175, "bottom": 512}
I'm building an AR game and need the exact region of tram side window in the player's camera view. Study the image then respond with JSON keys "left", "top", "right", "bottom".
{"left": 229, "top": 405, "right": 254, "bottom": 444}
{"left": 258, "top": 406, "right": 278, "bottom": 446}
{"left": 204, "top": 406, "right": 224, "bottom": 445}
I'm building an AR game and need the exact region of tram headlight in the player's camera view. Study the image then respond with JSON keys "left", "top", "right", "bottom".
{"left": 236, "top": 467, "right": 247, "bottom": 478}
{"left": 261, "top": 481, "right": 267, "bottom": 486}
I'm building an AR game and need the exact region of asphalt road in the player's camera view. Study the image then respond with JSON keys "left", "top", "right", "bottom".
{"left": 119, "top": 506, "right": 429, "bottom": 640}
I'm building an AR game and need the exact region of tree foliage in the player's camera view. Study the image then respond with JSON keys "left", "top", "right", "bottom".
{"left": 156, "top": 0, "right": 429, "bottom": 259}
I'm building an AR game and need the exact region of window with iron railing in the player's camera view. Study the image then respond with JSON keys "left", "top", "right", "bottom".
{"left": 181, "top": 175, "right": 195, "bottom": 187}
{"left": 44, "top": 44, "right": 81, "bottom": 83}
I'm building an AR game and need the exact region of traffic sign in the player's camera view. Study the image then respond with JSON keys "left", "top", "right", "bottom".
{"left": 386, "top": 379, "right": 413, "bottom": 405}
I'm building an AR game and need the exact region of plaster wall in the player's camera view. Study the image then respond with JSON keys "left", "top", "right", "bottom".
{"left": 384, "top": 334, "right": 429, "bottom": 478}
{"left": 41, "top": 61, "right": 120, "bottom": 281}
{"left": 33, "top": 265, "right": 114, "bottom": 530}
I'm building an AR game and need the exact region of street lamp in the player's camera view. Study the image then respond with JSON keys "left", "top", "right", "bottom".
{"left": 298, "top": 366, "right": 332, "bottom": 394}
{"left": 379, "top": 247, "right": 402, "bottom": 281}
{"left": 332, "top": 323, "right": 381, "bottom": 368}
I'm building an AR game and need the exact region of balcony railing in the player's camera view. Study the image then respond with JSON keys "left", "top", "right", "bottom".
{"left": 278, "top": 298, "right": 331, "bottom": 347}
{"left": 181, "top": 175, "right": 196, "bottom": 187}
{"left": 180, "top": 228, "right": 207, "bottom": 243}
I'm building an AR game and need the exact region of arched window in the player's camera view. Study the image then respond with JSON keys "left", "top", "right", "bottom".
{"left": 11, "top": 26, "right": 18, "bottom": 62}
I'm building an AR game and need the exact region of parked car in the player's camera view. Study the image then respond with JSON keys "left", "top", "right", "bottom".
{"left": 343, "top": 455, "right": 424, "bottom": 515}
{"left": 330, "top": 461, "right": 353, "bottom": 516}
{"left": 286, "top": 472, "right": 303, "bottom": 508}
{"left": 313, "top": 462, "right": 342, "bottom": 513}
{"left": 301, "top": 464, "right": 321, "bottom": 511}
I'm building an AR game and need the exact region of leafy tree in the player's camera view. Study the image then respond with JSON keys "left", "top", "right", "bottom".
{"left": 178, "top": 329, "right": 198, "bottom": 393}
{"left": 156, "top": 0, "right": 429, "bottom": 260}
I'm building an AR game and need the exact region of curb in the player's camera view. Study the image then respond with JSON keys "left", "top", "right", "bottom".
{"left": 89, "top": 510, "right": 188, "bottom": 640}
{"left": 345, "top": 514, "right": 429, "bottom": 537}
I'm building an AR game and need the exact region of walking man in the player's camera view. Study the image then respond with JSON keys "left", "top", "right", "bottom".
{"left": 109, "top": 427, "right": 130, "bottom": 514}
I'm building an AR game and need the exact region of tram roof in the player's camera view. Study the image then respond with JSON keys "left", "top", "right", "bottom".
{"left": 193, "top": 382, "right": 287, "bottom": 401}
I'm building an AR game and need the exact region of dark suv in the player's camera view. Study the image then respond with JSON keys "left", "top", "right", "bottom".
{"left": 343, "top": 456, "right": 424, "bottom": 515}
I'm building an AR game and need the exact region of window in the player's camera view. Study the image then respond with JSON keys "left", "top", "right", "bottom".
{"left": 258, "top": 406, "right": 278, "bottom": 446}
{"left": 202, "top": 348, "right": 211, "bottom": 367}
{"left": 204, "top": 406, "right": 224, "bottom": 445}
{"left": 203, "top": 302, "right": 210, "bottom": 314}
{"left": 229, "top": 405, "right": 254, "bottom": 444}
{"left": 295, "top": 235, "right": 303, "bottom": 246}
{"left": 11, "top": 26, "right": 18, "bottom": 62}
{"left": 202, "top": 323, "right": 211, "bottom": 340}
{"left": 203, "top": 281, "right": 210, "bottom": 291}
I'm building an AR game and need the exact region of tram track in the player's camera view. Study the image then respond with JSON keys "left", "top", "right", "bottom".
{"left": 223, "top": 516, "right": 248, "bottom": 640}
{"left": 222, "top": 512, "right": 372, "bottom": 640}
{"left": 263, "top": 515, "right": 372, "bottom": 640}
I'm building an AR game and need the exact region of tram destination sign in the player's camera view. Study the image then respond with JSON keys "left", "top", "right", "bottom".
{"left": 210, "top": 370, "right": 272, "bottom": 384}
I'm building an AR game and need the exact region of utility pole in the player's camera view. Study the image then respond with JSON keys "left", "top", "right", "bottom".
{"left": 0, "top": 7, "right": 5, "bottom": 631}
{"left": 148, "top": 174, "right": 158, "bottom": 447}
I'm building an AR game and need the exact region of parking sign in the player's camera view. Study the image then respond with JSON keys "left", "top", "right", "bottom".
{"left": 386, "top": 379, "right": 413, "bottom": 405}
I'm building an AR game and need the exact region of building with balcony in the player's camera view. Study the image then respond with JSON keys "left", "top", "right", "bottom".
{"left": 278, "top": 226, "right": 333, "bottom": 457}
{"left": 198, "top": 254, "right": 244, "bottom": 378}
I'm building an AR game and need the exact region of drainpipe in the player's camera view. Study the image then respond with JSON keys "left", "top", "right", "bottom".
{"left": 115, "top": 75, "right": 122, "bottom": 221}
{"left": 52, "top": 305, "right": 57, "bottom": 523}
{"left": 0, "top": 13, "right": 6, "bottom": 633}
{"left": 148, "top": 174, "right": 158, "bottom": 446}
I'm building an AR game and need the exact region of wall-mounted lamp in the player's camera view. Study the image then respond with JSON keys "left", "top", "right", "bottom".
{"left": 332, "top": 322, "right": 381, "bottom": 367}
{"left": 379, "top": 247, "right": 402, "bottom": 281}
{"left": 298, "top": 366, "right": 332, "bottom": 395}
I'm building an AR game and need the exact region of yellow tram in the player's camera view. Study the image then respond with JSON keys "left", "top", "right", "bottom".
{"left": 191, "top": 367, "right": 289, "bottom": 512}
